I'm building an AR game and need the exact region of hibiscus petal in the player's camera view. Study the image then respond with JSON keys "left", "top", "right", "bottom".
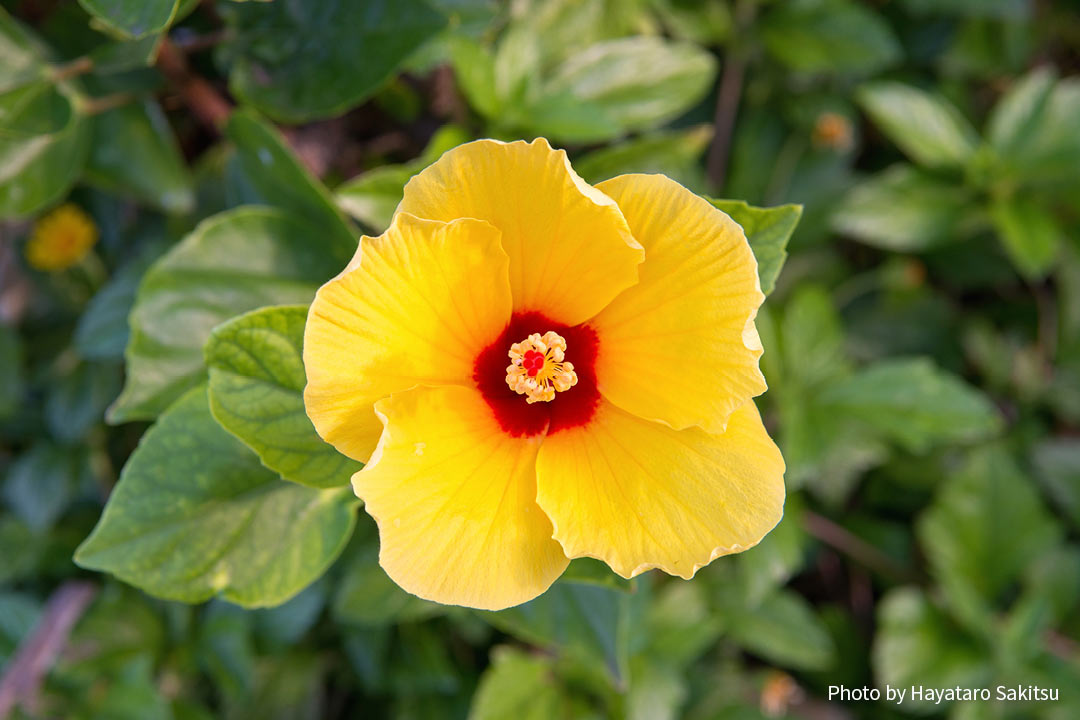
{"left": 591, "top": 174, "right": 767, "bottom": 434}
{"left": 536, "top": 398, "right": 784, "bottom": 579}
{"left": 354, "top": 385, "right": 569, "bottom": 610}
{"left": 397, "top": 138, "right": 643, "bottom": 326}
{"left": 304, "top": 213, "right": 511, "bottom": 462}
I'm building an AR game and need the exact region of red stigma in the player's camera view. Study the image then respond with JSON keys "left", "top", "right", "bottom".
{"left": 522, "top": 349, "right": 545, "bottom": 377}
{"left": 473, "top": 311, "right": 600, "bottom": 437}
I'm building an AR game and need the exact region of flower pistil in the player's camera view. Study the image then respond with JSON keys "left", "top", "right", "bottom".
{"left": 505, "top": 331, "right": 578, "bottom": 403}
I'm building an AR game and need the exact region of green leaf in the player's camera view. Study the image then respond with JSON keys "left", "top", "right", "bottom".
{"left": 225, "top": 110, "right": 356, "bottom": 264}
{"left": 857, "top": 82, "right": 980, "bottom": 169}
{"left": 332, "top": 542, "right": 440, "bottom": 626}
{"left": 205, "top": 305, "right": 362, "bottom": 488}
{"left": 109, "top": 207, "right": 339, "bottom": 423}
{"left": 535, "top": 36, "right": 716, "bottom": 142}
{"left": 780, "top": 285, "right": 849, "bottom": 389}
{"left": 832, "top": 164, "right": 975, "bottom": 251}
{"left": 0, "top": 9, "right": 47, "bottom": 94}
{"left": 449, "top": 35, "right": 501, "bottom": 119}
{"left": 3, "top": 442, "right": 84, "bottom": 531}
{"left": 818, "top": 357, "right": 1002, "bottom": 453}
{"left": 873, "top": 588, "right": 991, "bottom": 712}
{"left": 46, "top": 359, "right": 123, "bottom": 441}
{"left": 1003, "top": 78, "right": 1080, "bottom": 186}
{"left": 77, "top": 0, "right": 179, "bottom": 39}
{"left": 573, "top": 125, "right": 712, "bottom": 190}
{"left": 76, "top": 386, "right": 357, "bottom": 607}
{"left": 0, "top": 80, "right": 72, "bottom": 137}
{"left": 708, "top": 199, "right": 801, "bottom": 295}
{"left": 1032, "top": 439, "right": 1080, "bottom": 530}
{"left": 84, "top": 99, "right": 194, "bottom": 214}
{"left": 987, "top": 66, "right": 1056, "bottom": 158}
{"left": 0, "top": 108, "right": 90, "bottom": 218}
{"left": 468, "top": 647, "right": 564, "bottom": 720}
{"left": 721, "top": 588, "right": 836, "bottom": 671}
{"left": 222, "top": 0, "right": 446, "bottom": 123}
{"left": 918, "top": 447, "right": 1062, "bottom": 604}
{"left": 990, "top": 195, "right": 1061, "bottom": 279}
{"left": 335, "top": 162, "right": 418, "bottom": 234}
{"left": 75, "top": 247, "right": 162, "bottom": 360}
{"left": 481, "top": 579, "right": 629, "bottom": 682}
{"left": 761, "top": 0, "right": 900, "bottom": 74}
{"left": 737, "top": 495, "right": 807, "bottom": 604}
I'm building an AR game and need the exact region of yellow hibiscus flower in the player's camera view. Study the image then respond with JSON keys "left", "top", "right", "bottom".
{"left": 304, "top": 138, "right": 785, "bottom": 611}
{"left": 25, "top": 203, "right": 98, "bottom": 272}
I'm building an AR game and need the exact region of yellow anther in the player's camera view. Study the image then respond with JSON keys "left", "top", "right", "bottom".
{"left": 505, "top": 330, "right": 578, "bottom": 404}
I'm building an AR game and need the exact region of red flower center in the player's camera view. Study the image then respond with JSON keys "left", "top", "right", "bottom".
{"left": 473, "top": 311, "right": 600, "bottom": 437}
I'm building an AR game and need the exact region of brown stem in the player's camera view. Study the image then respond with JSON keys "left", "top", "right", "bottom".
{"left": 0, "top": 581, "right": 97, "bottom": 718}
{"left": 50, "top": 56, "right": 94, "bottom": 82}
{"left": 705, "top": 0, "right": 755, "bottom": 192}
{"left": 803, "top": 510, "right": 917, "bottom": 584}
{"left": 155, "top": 36, "right": 232, "bottom": 133}
{"left": 79, "top": 92, "right": 136, "bottom": 116}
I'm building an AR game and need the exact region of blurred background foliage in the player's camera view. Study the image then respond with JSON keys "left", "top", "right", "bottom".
{"left": 1, "top": 0, "right": 1079, "bottom": 718}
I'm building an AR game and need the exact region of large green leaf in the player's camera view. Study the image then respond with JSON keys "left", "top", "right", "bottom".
{"left": 534, "top": 36, "right": 716, "bottom": 142}
{"left": 818, "top": 357, "right": 1002, "bottom": 453}
{"left": 468, "top": 648, "right": 566, "bottom": 720}
{"left": 918, "top": 447, "right": 1062, "bottom": 605}
{"left": 990, "top": 195, "right": 1061, "bottom": 279}
{"left": 109, "top": 207, "right": 339, "bottom": 423}
{"left": 481, "top": 579, "right": 629, "bottom": 682}
{"left": 708, "top": 199, "right": 801, "bottom": 296}
{"left": 222, "top": 0, "right": 446, "bottom": 123}
{"left": 857, "top": 82, "right": 980, "bottom": 169}
{"left": 832, "top": 164, "right": 975, "bottom": 251}
{"left": 873, "top": 588, "right": 991, "bottom": 712}
{"left": 225, "top": 110, "right": 356, "bottom": 263}
{"left": 574, "top": 125, "right": 711, "bottom": 190}
{"left": 205, "top": 305, "right": 362, "bottom": 488}
{"left": 76, "top": 386, "right": 357, "bottom": 607}
{"left": 332, "top": 541, "right": 440, "bottom": 626}
{"left": 720, "top": 588, "right": 836, "bottom": 671}
{"left": 761, "top": 0, "right": 900, "bottom": 74}
{"left": 77, "top": 0, "right": 179, "bottom": 39}
{"left": 84, "top": 99, "right": 194, "bottom": 214}
{"left": 0, "top": 108, "right": 90, "bottom": 218}
{"left": 1003, "top": 78, "right": 1080, "bottom": 186}
{"left": 3, "top": 442, "right": 84, "bottom": 531}
{"left": 986, "top": 67, "right": 1056, "bottom": 159}
{"left": 0, "top": 80, "right": 72, "bottom": 137}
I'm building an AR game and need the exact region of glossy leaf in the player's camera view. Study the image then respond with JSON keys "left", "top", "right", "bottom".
{"left": 536, "top": 36, "right": 716, "bottom": 142}
{"left": 918, "top": 447, "right": 1062, "bottom": 603}
{"left": 85, "top": 99, "right": 194, "bottom": 214}
{"left": 222, "top": 0, "right": 446, "bottom": 123}
{"left": 857, "top": 82, "right": 979, "bottom": 169}
{"left": 990, "top": 195, "right": 1061, "bottom": 279}
{"left": 76, "top": 386, "right": 357, "bottom": 607}
{"left": 709, "top": 198, "right": 801, "bottom": 295}
{"left": 226, "top": 110, "right": 357, "bottom": 263}
{"left": 818, "top": 357, "right": 1002, "bottom": 453}
{"left": 77, "top": 0, "right": 179, "bottom": 39}
{"left": 481, "top": 579, "right": 629, "bottom": 682}
{"left": 468, "top": 647, "right": 564, "bottom": 720}
{"left": 109, "top": 207, "right": 339, "bottom": 423}
{"left": 762, "top": 0, "right": 900, "bottom": 74}
{"left": 574, "top": 125, "right": 712, "bottom": 190}
{"left": 0, "top": 109, "right": 90, "bottom": 218}
{"left": 205, "top": 305, "right": 362, "bottom": 488}
{"left": 832, "top": 164, "right": 975, "bottom": 251}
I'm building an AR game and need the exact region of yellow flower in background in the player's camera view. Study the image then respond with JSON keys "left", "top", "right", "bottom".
{"left": 303, "top": 138, "right": 785, "bottom": 611}
{"left": 25, "top": 204, "right": 98, "bottom": 272}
